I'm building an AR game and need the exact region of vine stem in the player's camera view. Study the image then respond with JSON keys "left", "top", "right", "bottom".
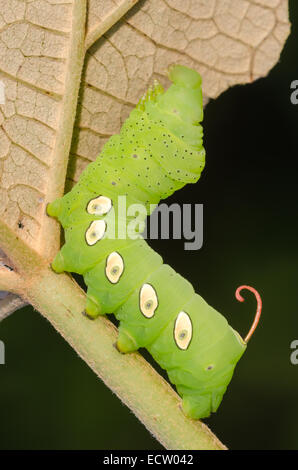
{"left": 0, "top": 269, "right": 22, "bottom": 293}
{"left": 15, "top": 260, "right": 226, "bottom": 450}
{"left": 0, "top": 294, "right": 27, "bottom": 322}
{"left": 0, "top": 174, "right": 228, "bottom": 450}
{"left": 40, "top": 0, "right": 87, "bottom": 260}
{"left": 0, "top": 216, "right": 226, "bottom": 448}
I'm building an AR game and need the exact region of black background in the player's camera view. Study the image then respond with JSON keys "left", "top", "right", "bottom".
{"left": 0, "top": 0, "right": 298, "bottom": 450}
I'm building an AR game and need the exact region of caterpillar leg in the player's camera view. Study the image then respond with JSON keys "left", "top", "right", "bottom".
{"left": 50, "top": 242, "right": 80, "bottom": 274}
{"left": 51, "top": 249, "right": 66, "bottom": 273}
{"left": 181, "top": 393, "right": 212, "bottom": 420}
{"left": 181, "top": 389, "right": 225, "bottom": 419}
{"left": 85, "top": 287, "right": 102, "bottom": 319}
{"left": 46, "top": 198, "right": 63, "bottom": 218}
{"left": 116, "top": 326, "right": 139, "bottom": 353}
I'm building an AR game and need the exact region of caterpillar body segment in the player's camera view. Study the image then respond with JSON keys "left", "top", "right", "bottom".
{"left": 47, "top": 65, "right": 249, "bottom": 420}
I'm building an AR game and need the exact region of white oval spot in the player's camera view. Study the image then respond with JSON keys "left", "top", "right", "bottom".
{"left": 139, "top": 283, "right": 158, "bottom": 318}
{"left": 87, "top": 196, "right": 112, "bottom": 216}
{"left": 85, "top": 220, "right": 106, "bottom": 246}
{"left": 174, "top": 311, "right": 192, "bottom": 350}
{"left": 105, "top": 252, "right": 124, "bottom": 284}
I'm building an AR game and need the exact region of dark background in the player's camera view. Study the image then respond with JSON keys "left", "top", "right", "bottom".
{"left": 0, "top": 1, "right": 298, "bottom": 450}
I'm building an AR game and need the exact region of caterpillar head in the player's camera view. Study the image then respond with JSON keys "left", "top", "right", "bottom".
{"left": 158, "top": 64, "right": 204, "bottom": 126}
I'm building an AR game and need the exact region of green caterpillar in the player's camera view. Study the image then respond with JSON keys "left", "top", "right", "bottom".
{"left": 47, "top": 65, "right": 261, "bottom": 420}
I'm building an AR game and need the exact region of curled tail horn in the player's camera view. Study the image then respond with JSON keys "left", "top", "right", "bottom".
{"left": 235, "top": 285, "right": 262, "bottom": 343}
